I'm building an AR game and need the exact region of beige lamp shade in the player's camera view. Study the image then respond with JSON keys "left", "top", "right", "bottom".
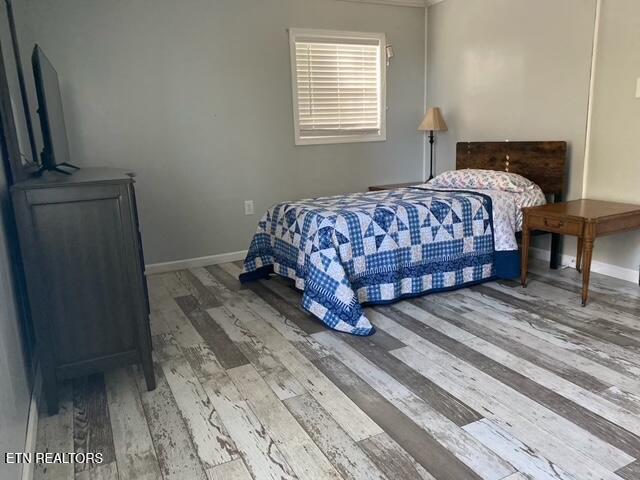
{"left": 418, "top": 107, "right": 448, "bottom": 132}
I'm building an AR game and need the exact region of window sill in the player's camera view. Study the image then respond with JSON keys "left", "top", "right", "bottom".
{"left": 294, "top": 133, "right": 387, "bottom": 146}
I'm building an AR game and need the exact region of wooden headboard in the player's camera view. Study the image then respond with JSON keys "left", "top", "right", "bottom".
{"left": 456, "top": 141, "right": 567, "bottom": 197}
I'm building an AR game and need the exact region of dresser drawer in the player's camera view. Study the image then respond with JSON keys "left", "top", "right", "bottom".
{"left": 527, "top": 214, "right": 583, "bottom": 235}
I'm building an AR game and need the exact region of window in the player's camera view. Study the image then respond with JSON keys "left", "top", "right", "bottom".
{"left": 289, "top": 28, "right": 386, "bottom": 145}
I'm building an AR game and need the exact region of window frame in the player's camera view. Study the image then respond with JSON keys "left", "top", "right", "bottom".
{"left": 288, "top": 28, "right": 387, "bottom": 146}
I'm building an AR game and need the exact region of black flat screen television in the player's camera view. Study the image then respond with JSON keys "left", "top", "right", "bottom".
{"left": 32, "top": 44, "right": 78, "bottom": 174}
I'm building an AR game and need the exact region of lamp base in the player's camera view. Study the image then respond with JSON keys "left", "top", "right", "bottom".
{"left": 428, "top": 130, "right": 435, "bottom": 181}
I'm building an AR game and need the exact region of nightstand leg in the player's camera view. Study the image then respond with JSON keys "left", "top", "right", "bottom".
{"left": 581, "top": 232, "right": 595, "bottom": 306}
{"left": 576, "top": 236, "right": 584, "bottom": 273}
{"left": 521, "top": 225, "right": 531, "bottom": 287}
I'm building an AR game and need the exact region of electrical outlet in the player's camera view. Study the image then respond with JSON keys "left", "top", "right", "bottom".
{"left": 636, "top": 78, "right": 640, "bottom": 98}
{"left": 244, "top": 200, "right": 254, "bottom": 215}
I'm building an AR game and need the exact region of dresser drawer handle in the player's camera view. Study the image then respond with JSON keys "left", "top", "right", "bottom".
{"left": 544, "top": 218, "right": 565, "bottom": 229}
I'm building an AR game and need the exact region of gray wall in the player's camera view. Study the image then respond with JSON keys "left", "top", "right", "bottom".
{"left": 25, "top": 0, "right": 425, "bottom": 264}
{"left": 0, "top": 157, "right": 31, "bottom": 480}
{"left": 427, "top": 0, "right": 595, "bottom": 199}
{"left": 426, "top": 0, "right": 596, "bottom": 255}
{"left": 427, "top": 0, "right": 639, "bottom": 273}
{"left": 584, "top": 0, "right": 640, "bottom": 271}
{"left": 0, "top": 1, "right": 32, "bottom": 477}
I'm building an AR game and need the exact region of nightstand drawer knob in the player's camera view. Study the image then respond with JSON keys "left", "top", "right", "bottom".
{"left": 544, "top": 218, "right": 564, "bottom": 228}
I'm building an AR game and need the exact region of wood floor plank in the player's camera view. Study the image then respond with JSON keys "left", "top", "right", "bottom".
{"left": 152, "top": 332, "right": 183, "bottom": 363}
{"left": 238, "top": 289, "right": 330, "bottom": 361}
{"left": 358, "top": 433, "right": 436, "bottom": 480}
{"left": 175, "top": 269, "right": 222, "bottom": 308}
{"left": 380, "top": 306, "right": 640, "bottom": 459}
{"left": 218, "top": 261, "right": 246, "bottom": 282}
{"left": 359, "top": 323, "right": 407, "bottom": 351}
{"left": 190, "top": 266, "right": 237, "bottom": 303}
{"left": 265, "top": 275, "right": 307, "bottom": 304}
{"left": 188, "top": 266, "right": 217, "bottom": 286}
{"left": 502, "top": 473, "right": 532, "bottom": 480}
{"left": 284, "top": 393, "right": 390, "bottom": 480}
{"left": 204, "top": 262, "right": 329, "bottom": 361}
{"left": 161, "top": 358, "right": 239, "bottom": 468}
{"left": 135, "top": 365, "right": 208, "bottom": 480}
{"left": 72, "top": 374, "right": 116, "bottom": 475}
{"left": 341, "top": 329, "right": 483, "bottom": 426}
{"left": 529, "top": 261, "right": 640, "bottom": 301}
{"left": 525, "top": 275, "right": 640, "bottom": 332}
{"left": 74, "top": 462, "right": 118, "bottom": 480}
{"left": 206, "top": 458, "right": 253, "bottom": 480}
{"left": 157, "top": 271, "right": 190, "bottom": 298}
{"left": 312, "top": 355, "right": 483, "bottom": 480}
{"left": 411, "top": 294, "right": 610, "bottom": 392}
{"left": 388, "top": 302, "right": 476, "bottom": 342}
{"left": 600, "top": 386, "right": 640, "bottom": 416}
{"left": 180, "top": 343, "right": 225, "bottom": 382}
{"left": 373, "top": 312, "right": 629, "bottom": 480}
{"left": 447, "top": 291, "right": 640, "bottom": 395}
{"left": 34, "top": 382, "right": 74, "bottom": 480}
{"left": 476, "top": 283, "right": 640, "bottom": 351}
{"left": 147, "top": 273, "right": 177, "bottom": 311}
{"left": 228, "top": 363, "right": 343, "bottom": 480}
{"left": 224, "top": 300, "right": 383, "bottom": 442}
{"left": 104, "top": 367, "right": 161, "bottom": 480}
{"left": 182, "top": 343, "right": 298, "bottom": 480}
{"left": 421, "top": 287, "right": 640, "bottom": 374}
{"left": 528, "top": 268, "right": 640, "bottom": 308}
{"left": 498, "top": 278, "right": 640, "bottom": 355}
{"left": 207, "top": 305, "right": 305, "bottom": 400}
{"left": 314, "top": 331, "right": 515, "bottom": 480}
{"left": 454, "top": 286, "right": 640, "bottom": 373}
{"left": 174, "top": 294, "right": 249, "bottom": 369}
{"left": 465, "top": 308, "right": 640, "bottom": 394}
{"left": 157, "top": 302, "right": 205, "bottom": 347}
{"left": 461, "top": 336, "right": 640, "bottom": 436}
{"left": 389, "top": 344, "right": 624, "bottom": 480}
{"left": 615, "top": 460, "right": 640, "bottom": 480}
{"left": 463, "top": 419, "right": 577, "bottom": 480}
{"left": 149, "top": 309, "right": 172, "bottom": 336}
{"left": 246, "top": 280, "right": 325, "bottom": 334}
{"left": 205, "top": 264, "right": 245, "bottom": 293}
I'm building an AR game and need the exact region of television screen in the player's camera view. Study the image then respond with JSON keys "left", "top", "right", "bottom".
{"left": 32, "top": 45, "right": 71, "bottom": 169}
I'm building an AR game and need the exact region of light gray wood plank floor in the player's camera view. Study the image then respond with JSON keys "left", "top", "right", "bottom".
{"left": 35, "top": 260, "right": 640, "bottom": 480}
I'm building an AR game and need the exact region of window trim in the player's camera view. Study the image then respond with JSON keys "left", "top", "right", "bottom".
{"left": 288, "top": 28, "right": 387, "bottom": 146}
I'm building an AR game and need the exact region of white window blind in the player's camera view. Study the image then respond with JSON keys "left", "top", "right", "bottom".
{"left": 289, "top": 29, "right": 386, "bottom": 145}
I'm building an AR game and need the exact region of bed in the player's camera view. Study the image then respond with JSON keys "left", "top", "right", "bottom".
{"left": 240, "top": 141, "right": 566, "bottom": 335}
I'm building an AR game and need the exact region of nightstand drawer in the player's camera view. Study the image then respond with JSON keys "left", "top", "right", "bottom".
{"left": 527, "top": 215, "right": 583, "bottom": 235}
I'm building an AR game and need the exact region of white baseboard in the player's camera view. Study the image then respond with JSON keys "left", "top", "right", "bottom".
{"left": 145, "top": 250, "right": 247, "bottom": 275}
{"left": 21, "top": 367, "right": 41, "bottom": 480}
{"left": 530, "top": 247, "right": 638, "bottom": 284}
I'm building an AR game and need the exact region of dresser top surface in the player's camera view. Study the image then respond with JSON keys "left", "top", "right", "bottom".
{"left": 11, "top": 167, "right": 135, "bottom": 190}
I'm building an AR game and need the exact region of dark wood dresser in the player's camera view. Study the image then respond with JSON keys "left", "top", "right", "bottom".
{"left": 11, "top": 167, "right": 155, "bottom": 414}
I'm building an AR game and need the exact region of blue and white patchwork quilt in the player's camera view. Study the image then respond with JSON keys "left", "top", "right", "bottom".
{"left": 240, "top": 186, "right": 527, "bottom": 335}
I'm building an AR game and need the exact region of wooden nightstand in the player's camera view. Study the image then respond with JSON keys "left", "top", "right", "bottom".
{"left": 521, "top": 199, "right": 640, "bottom": 306}
{"left": 368, "top": 181, "right": 423, "bottom": 192}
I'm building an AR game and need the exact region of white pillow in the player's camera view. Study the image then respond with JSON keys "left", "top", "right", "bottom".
{"left": 428, "top": 169, "right": 536, "bottom": 193}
